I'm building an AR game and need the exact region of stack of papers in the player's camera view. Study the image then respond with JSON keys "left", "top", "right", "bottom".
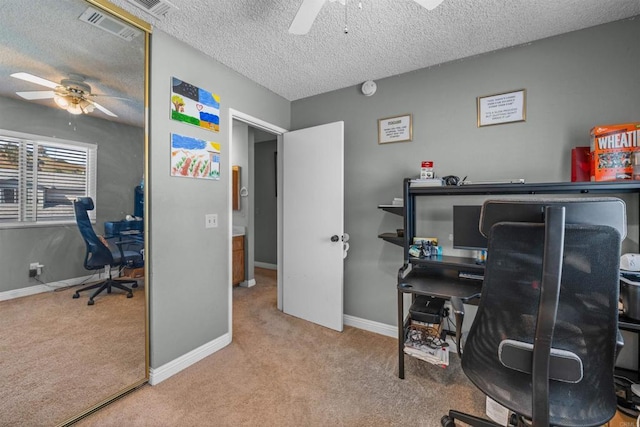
{"left": 409, "top": 178, "right": 443, "bottom": 188}
{"left": 391, "top": 197, "right": 403, "bottom": 206}
{"left": 404, "top": 345, "right": 449, "bottom": 367}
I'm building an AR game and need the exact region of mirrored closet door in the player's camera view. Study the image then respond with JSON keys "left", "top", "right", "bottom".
{"left": 0, "top": 1, "right": 149, "bottom": 425}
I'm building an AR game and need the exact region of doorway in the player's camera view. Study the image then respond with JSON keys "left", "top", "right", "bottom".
{"left": 228, "top": 109, "right": 287, "bottom": 336}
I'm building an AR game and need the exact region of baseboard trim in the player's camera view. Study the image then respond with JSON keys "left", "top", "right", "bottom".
{"left": 343, "top": 314, "right": 396, "bottom": 338}
{"left": 149, "top": 332, "right": 231, "bottom": 385}
{"left": 254, "top": 262, "right": 277, "bottom": 270}
{"left": 0, "top": 273, "right": 103, "bottom": 302}
{"left": 239, "top": 278, "right": 256, "bottom": 288}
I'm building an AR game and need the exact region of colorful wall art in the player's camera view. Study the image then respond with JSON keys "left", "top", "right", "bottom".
{"left": 171, "top": 77, "right": 221, "bottom": 132}
{"left": 170, "top": 134, "right": 221, "bottom": 180}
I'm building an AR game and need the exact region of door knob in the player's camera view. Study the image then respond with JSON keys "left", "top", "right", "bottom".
{"left": 331, "top": 235, "right": 339, "bottom": 242}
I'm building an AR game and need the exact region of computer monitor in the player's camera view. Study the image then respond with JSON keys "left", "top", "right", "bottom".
{"left": 453, "top": 205, "right": 488, "bottom": 250}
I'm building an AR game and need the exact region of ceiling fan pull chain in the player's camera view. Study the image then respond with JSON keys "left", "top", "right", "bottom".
{"left": 344, "top": 0, "right": 348, "bottom": 34}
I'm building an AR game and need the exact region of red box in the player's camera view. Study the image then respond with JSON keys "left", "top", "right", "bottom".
{"left": 571, "top": 146, "right": 590, "bottom": 182}
{"left": 590, "top": 123, "right": 640, "bottom": 181}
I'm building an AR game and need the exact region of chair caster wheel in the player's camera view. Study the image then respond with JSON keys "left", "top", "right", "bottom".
{"left": 127, "top": 293, "right": 133, "bottom": 298}
{"left": 132, "top": 283, "right": 138, "bottom": 288}
{"left": 441, "top": 415, "right": 455, "bottom": 427}
{"left": 88, "top": 300, "right": 95, "bottom": 306}
{"left": 73, "top": 293, "right": 80, "bottom": 299}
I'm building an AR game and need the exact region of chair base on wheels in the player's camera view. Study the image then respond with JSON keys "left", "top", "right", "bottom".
{"left": 72, "top": 278, "right": 138, "bottom": 305}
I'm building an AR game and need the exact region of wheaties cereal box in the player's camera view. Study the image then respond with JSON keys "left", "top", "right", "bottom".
{"left": 590, "top": 123, "right": 640, "bottom": 181}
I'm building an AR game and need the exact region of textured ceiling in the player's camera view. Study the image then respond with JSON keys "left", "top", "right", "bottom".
{"left": 109, "top": 0, "right": 640, "bottom": 101}
{"left": 0, "top": 0, "right": 145, "bottom": 127}
{"left": 0, "top": 0, "right": 638, "bottom": 129}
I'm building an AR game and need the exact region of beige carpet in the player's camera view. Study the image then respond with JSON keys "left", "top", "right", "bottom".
{"left": 76, "top": 268, "right": 485, "bottom": 426}
{"left": 0, "top": 279, "right": 146, "bottom": 426}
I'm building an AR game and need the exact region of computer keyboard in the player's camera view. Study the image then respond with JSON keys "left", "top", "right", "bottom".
{"left": 458, "top": 271, "right": 484, "bottom": 281}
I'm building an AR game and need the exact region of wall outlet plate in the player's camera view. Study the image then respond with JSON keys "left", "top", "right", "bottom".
{"left": 205, "top": 213, "right": 218, "bottom": 228}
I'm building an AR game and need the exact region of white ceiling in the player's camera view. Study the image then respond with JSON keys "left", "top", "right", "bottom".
{"left": 1, "top": 0, "right": 638, "bottom": 128}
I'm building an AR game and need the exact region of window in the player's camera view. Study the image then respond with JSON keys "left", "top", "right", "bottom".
{"left": 0, "top": 130, "right": 97, "bottom": 226}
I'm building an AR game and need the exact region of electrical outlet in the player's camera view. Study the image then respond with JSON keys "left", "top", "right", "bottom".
{"left": 205, "top": 213, "right": 218, "bottom": 229}
{"left": 29, "top": 262, "right": 38, "bottom": 278}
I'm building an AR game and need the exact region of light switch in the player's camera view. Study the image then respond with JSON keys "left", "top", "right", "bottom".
{"left": 205, "top": 213, "right": 218, "bottom": 228}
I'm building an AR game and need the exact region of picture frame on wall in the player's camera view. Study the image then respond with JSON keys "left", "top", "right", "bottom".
{"left": 378, "top": 114, "right": 412, "bottom": 144}
{"left": 477, "top": 89, "right": 526, "bottom": 127}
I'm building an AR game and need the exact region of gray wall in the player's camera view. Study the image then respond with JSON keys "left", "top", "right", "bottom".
{"left": 291, "top": 18, "right": 640, "bottom": 326}
{"left": 148, "top": 30, "right": 290, "bottom": 368}
{"left": 0, "top": 96, "right": 143, "bottom": 292}
{"left": 254, "top": 139, "right": 277, "bottom": 265}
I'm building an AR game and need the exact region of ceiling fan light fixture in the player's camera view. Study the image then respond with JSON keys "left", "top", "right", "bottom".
{"left": 67, "top": 103, "right": 84, "bottom": 115}
{"left": 54, "top": 93, "right": 70, "bottom": 109}
{"left": 80, "top": 100, "right": 95, "bottom": 114}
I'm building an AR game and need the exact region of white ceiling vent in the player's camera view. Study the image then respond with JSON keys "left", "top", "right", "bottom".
{"left": 125, "top": 0, "right": 177, "bottom": 19}
{"left": 78, "top": 7, "right": 142, "bottom": 41}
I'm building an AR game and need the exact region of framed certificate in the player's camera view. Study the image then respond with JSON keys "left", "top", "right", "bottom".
{"left": 378, "top": 114, "right": 412, "bottom": 144}
{"left": 477, "top": 89, "right": 526, "bottom": 127}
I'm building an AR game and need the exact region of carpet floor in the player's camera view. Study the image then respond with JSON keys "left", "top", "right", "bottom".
{"left": 0, "top": 278, "right": 146, "bottom": 426}
{"left": 76, "top": 268, "right": 485, "bottom": 426}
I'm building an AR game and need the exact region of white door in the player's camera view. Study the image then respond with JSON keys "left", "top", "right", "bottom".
{"left": 282, "top": 121, "right": 344, "bottom": 331}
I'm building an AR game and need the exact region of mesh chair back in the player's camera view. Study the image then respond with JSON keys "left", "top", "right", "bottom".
{"left": 462, "top": 221, "right": 620, "bottom": 426}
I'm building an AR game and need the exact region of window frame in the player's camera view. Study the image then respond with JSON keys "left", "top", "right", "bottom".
{"left": 0, "top": 129, "right": 97, "bottom": 228}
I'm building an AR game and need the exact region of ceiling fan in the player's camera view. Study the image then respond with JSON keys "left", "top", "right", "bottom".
{"left": 10, "top": 72, "right": 119, "bottom": 117}
{"left": 289, "top": 0, "right": 445, "bottom": 35}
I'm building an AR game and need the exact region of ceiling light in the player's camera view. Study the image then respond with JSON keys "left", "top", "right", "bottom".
{"left": 80, "top": 99, "right": 95, "bottom": 114}
{"left": 54, "top": 93, "right": 69, "bottom": 108}
{"left": 67, "top": 102, "right": 83, "bottom": 115}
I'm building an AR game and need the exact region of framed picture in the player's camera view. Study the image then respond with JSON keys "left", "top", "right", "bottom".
{"left": 378, "top": 114, "right": 412, "bottom": 144}
{"left": 477, "top": 89, "right": 526, "bottom": 127}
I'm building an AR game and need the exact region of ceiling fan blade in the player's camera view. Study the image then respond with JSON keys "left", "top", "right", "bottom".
{"left": 412, "top": 0, "right": 445, "bottom": 10}
{"left": 16, "top": 90, "right": 55, "bottom": 100}
{"left": 10, "top": 72, "right": 59, "bottom": 89}
{"left": 88, "top": 100, "right": 117, "bottom": 117}
{"left": 89, "top": 93, "right": 131, "bottom": 101}
{"left": 289, "top": 0, "right": 326, "bottom": 35}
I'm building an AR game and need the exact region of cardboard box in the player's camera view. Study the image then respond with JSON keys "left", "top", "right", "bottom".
{"left": 123, "top": 267, "right": 144, "bottom": 278}
{"left": 590, "top": 123, "right": 640, "bottom": 181}
{"left": 605, "top": 409, "right": 636, "bottom": 427}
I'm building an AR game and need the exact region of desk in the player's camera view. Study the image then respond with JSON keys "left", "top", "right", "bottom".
{"left": 397, "top": 264, "right": 640, "bottom": 380}
{"left": 619, "top": 316, "right": 640, "bottom": 379}
{"left": 104, "top": 219, "right": 143, "bottom": 238}
{"left": 397, "top": 264, "right": 483, "bottom": 379}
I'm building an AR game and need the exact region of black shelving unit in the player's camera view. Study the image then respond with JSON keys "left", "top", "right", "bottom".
{"left": 397, "top": 178, "right": 640, "bottom": 379}
{"left": 378, "top": 205, "right": 404, "bottom": 247}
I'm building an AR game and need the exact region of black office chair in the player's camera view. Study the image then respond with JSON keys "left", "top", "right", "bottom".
{"left": 443, "top": 198, "right": 626, "bottom": 427}
{"left": 72, "top": 197, "right": 143, "bottom": 305}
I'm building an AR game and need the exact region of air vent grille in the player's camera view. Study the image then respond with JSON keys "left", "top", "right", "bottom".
{"left": 78, "top": 7, "right": 142, "bottom": 41}
{"left": 125, "top": 0, "right": 177, "bottom": 19}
